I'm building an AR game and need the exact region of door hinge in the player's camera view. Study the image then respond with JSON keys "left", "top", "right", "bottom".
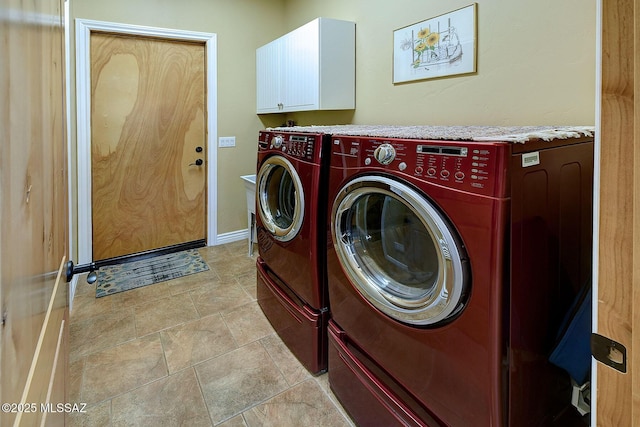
{"left": 591, "top": 333, "right": 627, "bottom": 373}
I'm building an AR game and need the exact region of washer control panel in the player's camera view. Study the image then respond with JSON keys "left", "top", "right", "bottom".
{"left": 259, "top": 131, "right": 318, "bottom": 161}
{"left": 331, "top": 136, "right": 510, "bottom": 197}
{"left": 416, "top": 145, "right": 468, "bottom": 180}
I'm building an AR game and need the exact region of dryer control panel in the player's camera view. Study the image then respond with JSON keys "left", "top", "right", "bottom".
{"left": 259, "top": 131, "right": 319, "bottom": 162}
{"left": 330, "top": 136, "right": 511, "bottom": 197}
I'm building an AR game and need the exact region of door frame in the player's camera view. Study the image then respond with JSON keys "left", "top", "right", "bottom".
{"left": 75, "top": 19, "right": 217, "bottom": 264}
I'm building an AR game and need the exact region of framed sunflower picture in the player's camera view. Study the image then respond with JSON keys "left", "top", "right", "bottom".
{"left": 393, "top": 3, "right": 477, "bottom": 83}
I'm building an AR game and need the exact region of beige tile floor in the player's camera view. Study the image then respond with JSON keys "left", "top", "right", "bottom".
{"left": 67, "top": 241, "right": 355, "bottom": 427}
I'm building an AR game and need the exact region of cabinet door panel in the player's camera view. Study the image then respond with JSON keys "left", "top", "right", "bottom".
{"left": 282, "top": 20, "right": 318, "bottom": 111}
{"left": 256, "top": 41, "right": 282, "bottom": 113}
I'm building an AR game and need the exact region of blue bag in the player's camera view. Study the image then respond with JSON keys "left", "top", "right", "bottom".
{"left": 549, "top": 284, "right": 592, "bottom": 385}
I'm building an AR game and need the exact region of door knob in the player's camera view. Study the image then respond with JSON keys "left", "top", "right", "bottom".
{"left": 189, "top": 159, "right": 203, "bottom": 166}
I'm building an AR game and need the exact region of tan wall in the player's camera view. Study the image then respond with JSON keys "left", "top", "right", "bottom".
{"left": 69, "top": 0, "right": 596, "bottom": 250}
{"left": 280, "top": 0, "right": 597, "bottom": 127}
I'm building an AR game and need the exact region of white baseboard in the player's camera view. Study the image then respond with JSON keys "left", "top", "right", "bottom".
{"left": 214, "top": 228, "right": 249, "bottom": 245}
{"left": 68, "top": 275, "right": 79, "bottom": 312}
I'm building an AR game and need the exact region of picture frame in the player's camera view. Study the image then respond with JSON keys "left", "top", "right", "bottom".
{"left": 393, "top": 3, "right": 477, "bottom": 84}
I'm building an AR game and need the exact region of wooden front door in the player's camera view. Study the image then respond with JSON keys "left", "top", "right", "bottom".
{"left": 90, "top": 32, "right": 207, "bottom": 261}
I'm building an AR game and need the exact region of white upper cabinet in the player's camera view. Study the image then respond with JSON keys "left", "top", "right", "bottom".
{"left": 256, "top": 18, "right": 355, "bottom": 114}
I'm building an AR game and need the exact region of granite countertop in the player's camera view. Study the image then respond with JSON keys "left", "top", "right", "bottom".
{"left": 266, "top": 125, "right": 595, "bottom": 143}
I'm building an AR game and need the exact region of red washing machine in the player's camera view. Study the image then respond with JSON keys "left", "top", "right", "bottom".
{"left": 326, "top": 135, "right": 593, "bottom": 426}
{"left": 255, "top": 130, "right": 331, "bottom": 374}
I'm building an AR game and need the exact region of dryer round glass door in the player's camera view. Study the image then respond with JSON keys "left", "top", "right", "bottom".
{"left": 332, "top": 175, "right": 468, "bottom": 326}
{"left": 257, "top": 155, "right": 305, "bottom": 242}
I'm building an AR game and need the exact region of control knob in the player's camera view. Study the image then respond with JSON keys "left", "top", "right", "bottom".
{"left": 272, "top": 135, "right": 284, "bottom": 149}
{"left": 374, "top": 143, "right": 396, "bottom": 165}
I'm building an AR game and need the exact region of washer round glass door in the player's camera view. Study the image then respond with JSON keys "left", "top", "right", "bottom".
{"left": 332, "top": 175, "right": 468, "bottom": 326}
{"left": 257, "top": 155, "right": 304, "bottom": 242}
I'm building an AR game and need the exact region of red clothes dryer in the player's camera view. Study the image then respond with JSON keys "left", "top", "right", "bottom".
{"left": 255, "top": 130, "right": 331, "bottom": 374}
{"left": 325, "top": 135, "right": 593, "bottom": 426}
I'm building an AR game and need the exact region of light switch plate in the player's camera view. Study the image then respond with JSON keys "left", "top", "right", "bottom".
{"left": 219, "top": 136, "right": 236, "bottom": 147}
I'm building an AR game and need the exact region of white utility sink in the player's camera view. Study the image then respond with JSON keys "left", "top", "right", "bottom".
{"left": 240, "top": 175, "right": 256, "bottom": 256}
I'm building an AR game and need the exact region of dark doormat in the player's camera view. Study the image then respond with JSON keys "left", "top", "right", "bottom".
{"left": 96, "top": 249, "right": 209, "bottom": 298}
